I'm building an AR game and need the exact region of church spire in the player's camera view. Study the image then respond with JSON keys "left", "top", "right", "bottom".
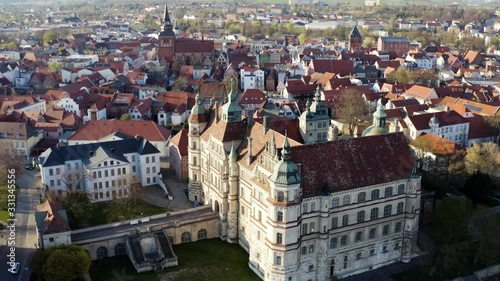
{"left": 163, "top": 3, "right": 171, "bottom": 24}
{"left": 281, "top": 132, "right": 291, "bottom": 162}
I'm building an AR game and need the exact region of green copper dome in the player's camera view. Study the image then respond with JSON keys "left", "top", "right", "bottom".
{"left": 191, "top": 92, "right": 205, "bottom": 116}
{"left": 270, "top": 135, "right": 301, "bottom": 185}
{"left": 362, "top": 101, "right": 388, "bottom": 137}
{"left": 221, "top": 78, "right": 242, "bottom": 123}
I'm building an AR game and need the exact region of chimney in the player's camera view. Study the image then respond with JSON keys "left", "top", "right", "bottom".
{"left": 263, "top": 116, "right": 269, "bottom": 135}
{"left": 247, "top": 109, "right": 254, "bottom": 129}
{"left": 247, "top": 137, "right": 253, "bottom": 166}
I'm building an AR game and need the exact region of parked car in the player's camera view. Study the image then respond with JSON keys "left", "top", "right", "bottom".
{"left": 24, "top": 165, "right": 34, "bottom": 170}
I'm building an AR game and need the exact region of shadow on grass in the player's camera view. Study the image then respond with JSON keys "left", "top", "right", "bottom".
{"left": 89, "top": 239, "right": 259, "bottom": 281}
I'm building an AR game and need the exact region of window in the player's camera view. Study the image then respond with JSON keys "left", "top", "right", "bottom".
{"left": 358, "top": 192, "right": 366, "bottom": 203}
{"left": 277, "top": 211, "right": 283, "bottom": 222}
{"left": 355, "top": 231, "right": 363, "bottom": 242}
{"left": 383, "top": 205, "right": 392, "bottom": 217}
{"left": 311, "top": 202, "right": 316, "bottom": 212}
{"left": 105, "top": 170, "right": 108, "bottom": 177}
{"left": 301, "top": 246, "right": 307, "bottom": 255}
{"left": 369, "top": 228, "right": 376, "bottom": 239}
{"left": 277, "top": 233, "right": 283, "bottom": 244}
{"left": 258, "top": 211, "right": 262, "bottom": 221}
{"left": 371, "top": 189, "right": 379, "bottom": 200}
{"left": 331, "top": 217, "right": 338, "bottom": 229}
{"left": 56, "top": 168, "right": 61, "bottom": 175}
{"left": 383, "top": 225, "right": 389, "bottom": 236}
{"left": 277, "top": 191, "right": 284, "bottom": 202}
{"left": 309, "top": 222, "right": 315, "bottom": 233}
{"left": 395, "top": 222, "right": 402, "bottom": 233}
{"left": 332, "top": 197, "right": 339, "bottom": 207}
{"left": 398, "top": 184, "right": 405, "bottom": 195}
{"left": 146, "top": 167, "right": 150, "bottom": 174}
{"left": 276, "top": 256, "right": 282, "bottom": 265}
{"left": 383, "top": 245, "right": 388, "bottom": 253}
{"left": 308, "top": 245, "right": 315, "bottom": 253}
{"left": 356, "top": 252, "right": 362, "bottom": 260}
{"left": 122, "top": 168, "right": 125, "bottom": 174}
{"left": 397, "top": 202, "right": 404, "bottom": 214}
{"left": 49, "top": 237, "right": 54, "bottom": 242}
{"left": 308, "top": 265, "right": 314, "bottom": 272}
{"left": 370, "top": 208, "right": 379, "bottom": 220}
{"left": 111, "top": 169, "right": 115, "bottom": 176}
{"left": 146, "top": 157, "right": 149, "bottom": 163}
{"left": 302, "top": 223, "right": 308, "bottom": 235}
{"left": 49, "top": 168, "right": 53, "bottom": 176}
{"left": 370, "top": 249, "right": 375, "bottom": 256}
{"left": 330, "top": 238, "right": 338, "bottom": 249}
{"left": 152, "top": 156, "right": 156, "bottom": 163}
{"left": 342, "top": 215, "right": 349, "bottom": 226}
{"left": 66, "top": 163, "right": 71, "bottom": 170}
{"left": 342, "top": 195, "right": 351, "bottom": 205}
{"left": 241, "top": 206, "right": 245, "bottom": 215}
{"left": 132, "top": 166, "right": 136, "bottom": 173}
{"left": 357, "top": 211, "right": 365, "bottom": 223}
{"left": 340, "top": 235, "right": 348, "bottom": 246}
{"left": 132, "top": 155, "right": 135, "bottom": 162}
{"left": 395, "top": 242, "right": 400, "bottom": 250}
{"left": 385, "top": 186, "right": 393, "bottom": 197}
{"left": 343, "top": 255, "right": 348, "bottom": 269}
{"left": 57, "top": 179, "right": 61, "bottom": 186}
{"left": 50, "top": 180, "right": 54, "bottom": 187}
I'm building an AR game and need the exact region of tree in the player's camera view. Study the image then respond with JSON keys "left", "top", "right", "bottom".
{"left": 43, "top": 32, "right": 57, "bottom": 46}
{"left": 42, "top": 245, "right": 90, "bottom": 281}
{"left": 410, "top": 136, "right": 434, "bottom": 172}
{"left": 172, "top": 76, "right": 188, "bottom": 91}
{"left": 386, "top": 67, "right": 417, "bottom": 84}
{"left": 120, "top": 113, "right": 131, "bottom": 120}
{"left": 107, "top": 180, "right": 141, "bottom": 221}
{"left": 0, "top": 143, "right": 25, "bottom": 185}
{"left": 48, "top": 62, "right": 61, "bottom": 73}
{"left": 465, "top": 142, "right": 500, "bottom": 181}
{"left": 335, "top": 90, "right": 368, "bottom": 135}
{"left": 298, "top": 33, "right": 308, "bottom": 45}
{"left": 484, "top": 116, "right": 500, "bottom": 143}
{"left": 363, "top": 37, "right": 374, "bottom": 48}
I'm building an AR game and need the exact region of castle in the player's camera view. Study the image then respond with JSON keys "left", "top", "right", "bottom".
{"left": 187, "top": 82, "right": 421, "bottom": 280}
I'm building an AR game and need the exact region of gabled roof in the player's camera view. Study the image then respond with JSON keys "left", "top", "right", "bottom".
{"left": 349, "top": 25, "right": 362, "bottom": 38}
{"left": 239, "top": 89, "right": 267, "bottom": 105}
{"left": 293, "top": 133, "right": 414, "bottom": 196}
{"left": 169, "top": 129, "right": 188, "bottom": 157}
{"left": 68, "top": 120, "right": 171, "bottom": 142}
{"left": 35, "top": 200, "right": 71, "bottom": 235}
{"left": 310, "top": 59, "right": 354, "bottom": 76}
{"left": 407, "top": 110, "right": 468, "bottom": 130}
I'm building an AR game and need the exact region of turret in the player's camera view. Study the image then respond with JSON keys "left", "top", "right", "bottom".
{"left": 221, "top": 78, "right": 242, "bottom": 123}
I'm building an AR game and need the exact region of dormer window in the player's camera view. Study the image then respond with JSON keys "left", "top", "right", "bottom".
{"left": 15, "top": 133, "right": 19, "bottom": 138}
{"left": 3, "top": 132, "right": 7, "bottom": 138}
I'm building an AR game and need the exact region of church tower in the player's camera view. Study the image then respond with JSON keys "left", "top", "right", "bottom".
{"left": 349, "top": 24, "right": 362, "bottom": 52}
{"left": 221, "top": 78, "right": 242, "bottom": 123}
{"left": 158, "top": 3, "right": 175, "bottom": 66}
{"left": 187, "top": 92, "right": 207, "bottom": 202}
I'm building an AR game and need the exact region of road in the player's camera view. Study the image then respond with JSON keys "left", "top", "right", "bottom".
{"left": 0, "top": 168, "right": 41, "bottom": 281}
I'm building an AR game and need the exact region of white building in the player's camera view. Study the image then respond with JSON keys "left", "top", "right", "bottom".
{"left": 39, "top": 138, "right": 161, "bottom": 202}
{"left": 404, "top": 53, "right": 435, "bottom": 70}
{"left": 240, "top": 66, "right": 265, "bottom": 91}
{"left": 185, "top": 85, "right": 422, "bottom": 280}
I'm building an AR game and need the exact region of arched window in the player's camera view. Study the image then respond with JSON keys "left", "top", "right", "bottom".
{"left": 96, "top": 246, "right": 108, "bottom": 259}
{"left": 168, "top": 236, "right": 174, "bottom": 245}
{"left": 369, "top": 228, "right": 376, "bottom": 239}
{"left": 197, "top": 229, "right": 207, "bottom": 240}
{"left": 114, "top": 243, "right": 126, "bottom": 256}
{"left": 308, "top": 264, "right": 315, "bottom": 272}
{"left": 181, "top": 232, "right": 191, "bottom": 243}
{"left": 370, "top": 208, "right": 379, "bottom": 220}
{"left": 397, "top": 202, "right": 404, "bottom": 214}
{"left": 277, "top": 191, "right": 285, "bottom": 202}
{"left": 371, "top": 189, "right": 380, "bottom": 200}
{"left": 384, "top": 205, "right": 392, "bottom": 217}
{"left": 385, "top": 186, "right": 393, "bottom": 197}
{"left": 276, "top": 256, "right": 282, "bottom": 265}
{"left": 357, "top": 211, "right": 365, "bottom": 223}
{"left": 330, "top": 237, "right": 338, "bottom": 249}
{"left": 355, "top": 231, "right": 363, "bottom": 242}
{"left": 340, "top": 235, "right": 348, "bottom": 246}
{"left": 342, "top": 214, "right": 349, "bottom": 226}
{"left": 398, "top": 184, "right": 405, "bottom": 195}
{"left": 308, "top": 245, "right": 315, "bottom": 253}
{"left": 357, "top": 192, "right": 366, "bottom": 203}
{"left": 277, "top": 211, "right": 283, "bottom": 222}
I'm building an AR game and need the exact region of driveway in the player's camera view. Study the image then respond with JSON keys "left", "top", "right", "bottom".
{"left": 140, "top": 168, "right": 192, "bottom": 211}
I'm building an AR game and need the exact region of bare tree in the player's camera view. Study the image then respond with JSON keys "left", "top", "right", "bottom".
{"left": 106, "top": 177, "right": 142, "bottom": 222}
{"left": 0, "top": 142, "right": 25, "bottom": 184}
{"left": 335, "top": 89, "right": 368, "bottom": 136}
{"left": 410, "top": 137, "right": 434, "bottom": 172}
{"left": 172, "top": 76, "right": 188, "bottom": 91}
{"left": 465, "top": 142, "right": 500, "bottom": 181}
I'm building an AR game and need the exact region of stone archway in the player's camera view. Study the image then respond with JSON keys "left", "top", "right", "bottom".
{"left": 214, "top": 200, "right": 220, "bottom": 213}
{"left": 96, "top": 246, "right": 108, "bottom": 259}
{"left": 114, "top": 243, "right": 126, "bottom": 256}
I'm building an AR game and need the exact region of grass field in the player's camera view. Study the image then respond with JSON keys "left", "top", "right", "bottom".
{"left": 0, "top": 185, "right": 18, "bottom": 223}
{"left": 89, "top": 239, "right": 259, "bottom": 281}
{"left": 86, "top": 200, "right": 170, "bottom": 226}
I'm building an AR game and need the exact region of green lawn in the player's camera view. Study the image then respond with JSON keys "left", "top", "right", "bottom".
{"left": 0, "top": 185, "right": 18, "bottom": 223}
{"left": 89, "top": 239, "right": 259, "bottom": 281}
{"left": 86, "top": 200, "right": 170, "bottom": 227}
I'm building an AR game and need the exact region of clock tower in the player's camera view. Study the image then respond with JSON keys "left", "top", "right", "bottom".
{"left": 158, "top": 3, "right": 175, "bottom": 66}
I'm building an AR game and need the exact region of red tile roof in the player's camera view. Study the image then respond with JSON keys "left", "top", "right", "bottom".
{"left": 170, "top": 129, "right": 188, "bottom": 157}
{"left": 174, "top": 39, "right": 214, "bottom": 53}
{"left": 407, "top": 110, "right": 468, "bottom": 130}
{"left": 239, "top": 89, "right": 267, "bottom": 105}
{"left": 68, "top": 120, "right": 171, "bottom": 142}
{"left": 292, "top": 133, "right": 414, "bottom": 196}
{"left": 309, "top": 59, "right": 354, "bottom": 76}
{"left": 35, "top": 200, "right": 71, "bottom": 235}
{"left": 411, "top": 133, "right": 462, "bottom": 156}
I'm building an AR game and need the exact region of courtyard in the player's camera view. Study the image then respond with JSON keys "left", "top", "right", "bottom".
{"left": 89, "top": 239, "right": 259, "bottom": 281}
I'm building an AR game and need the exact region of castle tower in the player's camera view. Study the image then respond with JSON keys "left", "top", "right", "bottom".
{"left": 267, "top": 133, "right": 302, "bottom": 280}
{"left": 402, "top": 163, "right": 421, "bottom": 263}
{"left": 221, "top": 78, "right": 242, "bottom": 123}
{"left": 187, "top": 92, "right": 207, "bottom": 202}
{"left": 158, "top": 3, "right": 175, "bottom": 66}
{"left": 349, "top": 24, "right": 362, "bottom": 52}
{"left": 361, "top": 97, "right": 389, "bottom": 136}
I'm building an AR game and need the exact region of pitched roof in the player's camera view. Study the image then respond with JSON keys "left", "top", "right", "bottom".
{"left": 292, "top": 133, "right": 414, "bottom": 196}
{"left": 170, "top": 129, "right": 188, "bottom": 157}
{"left": 41, "top": 138, "right": 159, "bottom": 167}
{"left": 239, "top": 89, "right": 267, "bottom": 105}
{"left": 310, "top": 59, "right": 354, "bottom": 76}
{"left": 35, "top": 200, "right": 71, "bottom": 235}
{"left": 411, "top": 133, "right": 462, "bottom": 156}
{"left": 402, "top": 85, "right": 436, "bottom": 100}
{"left": 407, "top": 110, "right": 468, "bottom": 130}
{"left": 68, "top": 120, "right": 171, "bottom": 142}
{"left": 174, "top": 39, "right": 214, "bottom": 53}
{"left": 349, "top": 25, "right": 362, "bottom": 37}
